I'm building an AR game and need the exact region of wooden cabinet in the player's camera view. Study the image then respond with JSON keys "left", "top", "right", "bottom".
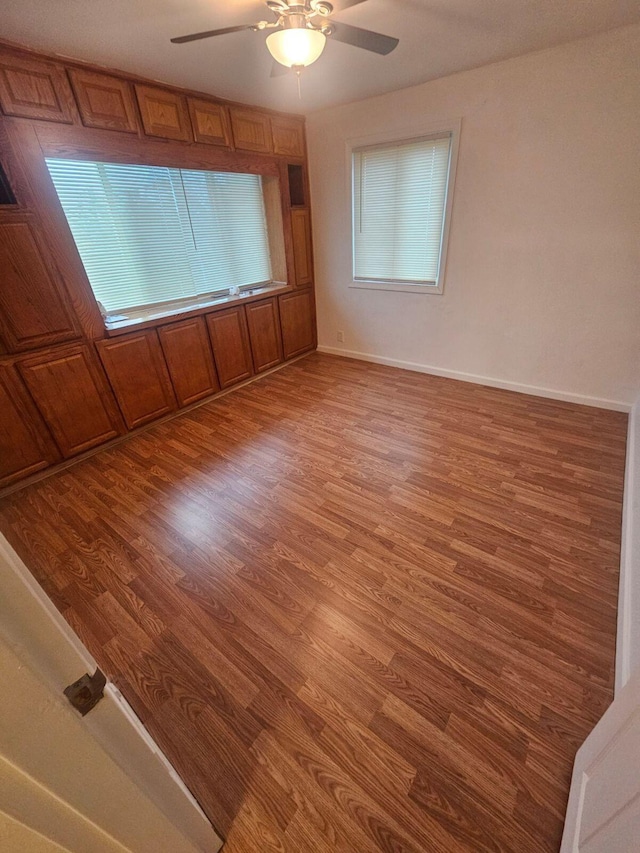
{"left": 279, "top": 289, "right": 315, "bottom": 359}
{"left": 206, "top": 307, "right": 254, "bottom": 389}
{"left": 158, "top": 316, "right": 219, "bottom": 407}
{"left": 188, "top": 98, "right": 231, "bottom": 147}
{"left": 68, "top": 68, "right": 139, "bottom": 133}
{"left": 229, "top": 108, "right": 272, "bottom": 153}
{"left": 245, "top": 297, "right": 283, "bottom": 373}
{"left": 134, "top": 84, "right": 192, "bottom": 142}
{"left": 0, "top": 215, "right": 79, "bottom": 352}
{"left": 271, "top": 117, "right": 305, "bottom": 158}
{"left": 19, "top": 344, "right": 121, "bottom": 458}
{"left": 290, "top": 209, "right": 313, "bottom": 287}
{"left": 0, "top": 363, "right": 59, "bottom": 487}
{"left": 0, "top": 52, "right": 77, "bottom": 123}
{"left": 97, "top": 331, "right": 176, "bottom": 429}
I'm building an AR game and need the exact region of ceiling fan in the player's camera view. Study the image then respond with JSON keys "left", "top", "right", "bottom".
{"left": 170, "top": 0, "right": 399, "bottom": 77}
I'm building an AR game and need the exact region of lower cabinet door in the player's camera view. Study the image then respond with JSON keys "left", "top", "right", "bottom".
{"left": 206, "top": 306, "right": 254, "bottom": 389}
{"left": 158, "top": 316, "right": 220, "bottom": 407}
{"left": 279, "top": 289, "right": 316, "bottom": 359}
{"left": 96, "top": 331, "right": 177, "bottom": 429}
{"left": 245, "top": 297, "right": 283, "bottom": 373}
{"left": 0, "top": 363, "right": 60, "bottom": 487}
{"left": 18, "top": 344, "right": 122, "bottom": 459}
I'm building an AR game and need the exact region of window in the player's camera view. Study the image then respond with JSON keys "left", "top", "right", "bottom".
{"left": 352, "top": 131, "right": 456, "bottom": 293}
{"left": 46, "top": 159, "right": 274, "bottom": 319}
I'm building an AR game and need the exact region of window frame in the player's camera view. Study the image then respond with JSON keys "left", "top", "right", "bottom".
{"left": 46, "top": 158, "right": 277, "bottom": 322}
{"left": 346, "top": 118, "right": 461, "bottom": 295}
{"left": 38, "top": 131, "right": 288, "bottom": 333}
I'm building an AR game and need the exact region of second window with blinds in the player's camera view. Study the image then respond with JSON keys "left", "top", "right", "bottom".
{"left": 46, "top": 159, "right": 284, "bottom": 324}
{"left": 351, "top": 127, "right": 458, "bottom": 294}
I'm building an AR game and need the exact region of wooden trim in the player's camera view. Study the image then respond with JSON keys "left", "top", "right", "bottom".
{"left": 35, "top": 121, "right": 280, "bottom": 175}
{"left": 616, "top": 399, "right": 639, "bottom": 693}
{"left": 103, "top": 285, "right": 293, "bottom": 338}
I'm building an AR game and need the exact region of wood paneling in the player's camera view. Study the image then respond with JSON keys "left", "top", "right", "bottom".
{"left": 0, "top": 353, "right": 626, "bottom": 853}
{"left": 18, "top": 344, "right": 121, "bottom": 458}
{"left": 271, "top": 117, "right": 305, "bottom": 158}
{"left": 36, "top": 122, "right": 279, "bottom": 176}
{"left": 134, "top": 84, "right": 192, "bottom": 142}
{"left": 1, "top": 120, "right": 106, "bottom": 341}
{"left": 188, "top": 98, "right": 231, "bottom": 148}
{"left": 158, "top": 316, "right": 220, "bottom": 408}
{"left": 68, "top": 68, "right": 139, "bottom": 133}
{"left": 0, "top": 52, "right": 77, "bottom": 123}
{"left": 97, "top": 331, "right": 176, "bottom": 429}
{"left": 290, "top": 208, "right": 313, "bottom": 287}
{"left": 229, "top": 108, "right": 273, "bottom": 154}
{"left": 0, "top": 215, "right": 79, "bottom": 352}
{"left": 245, "top": 297, "right": 283, "bottom": 373}
{"left": 279, "top": 289, "right": 315, "bottom": 359}
{"left": 206, "top": 306, "right": 254, "bottom": 388}
{"left": 0, "top": 362, "right": 59, "bottom": 487}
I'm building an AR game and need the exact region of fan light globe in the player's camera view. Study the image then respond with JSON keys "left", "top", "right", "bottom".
{"left": 266, "top": 27, "right": 326, "bottom": 68}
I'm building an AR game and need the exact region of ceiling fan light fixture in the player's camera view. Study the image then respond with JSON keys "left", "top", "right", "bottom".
{"left": 266, "top": 27, "right": 326, "bottom": 68}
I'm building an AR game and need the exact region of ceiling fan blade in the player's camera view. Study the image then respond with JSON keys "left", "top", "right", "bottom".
{"left": 329, "top": 21, "right": 398, "bottom": 55}
{"left": 336, "top": 0, "right": 369, "bottom": 9}
{"left": 171, "top": 25, "right": 255, "bottom": 45}
{"left": 270, "top": 60, "right": 290, "bottom": 78}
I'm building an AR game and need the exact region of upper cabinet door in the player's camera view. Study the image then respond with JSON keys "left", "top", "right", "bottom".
{"left": 0, "top": 215, "right": 79, "bottom": 352}
{"left": 134, "top": 84, "right": 192, "bottom": 142}
{"left": 188, "top": 98, "right": 232, "bottom": 148}
{"left": 229, "top": 108, "right": 273, "bottom": 154}
{"left": 206, "top": 306, "right": 254, "bottom": 389}
{"left": 19, "top": 344, "right": 122, "bottom": 459}
{"left": 0, "top": 362, "right": 59, "bottom": 487}
{"left": 0, "top": 52, "right": 77, "bottom": 123}
{"left": 158, "top": 316, "right": 220, "bottom": 407}
{"left": 271, "top": 117, "right": 305, "bottom": 158}
{"left": 68, "top": 69, "right": 139, "bottom": 133}
{"left": 97, "top": 331, "right": 177, "bottom": 429}
{"left": 290, "top": 209, "right": 313, "bottom": 287}
{"left": 245, "top": 297, "right": 283, "bottom": 373}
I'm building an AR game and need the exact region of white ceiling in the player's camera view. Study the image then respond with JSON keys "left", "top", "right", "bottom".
{"left": 2, "top": 0, "right": 639, "bottom": 114}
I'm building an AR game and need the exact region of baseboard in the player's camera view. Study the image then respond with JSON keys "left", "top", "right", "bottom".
{"left": 317, "top": 346, "right": 631, "bottom": 412}
{"left": 616, "top": 400, "right": 639, "bottom": 693}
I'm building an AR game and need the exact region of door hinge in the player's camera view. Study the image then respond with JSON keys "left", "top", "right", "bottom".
{"left": 64, "top": 668, "right": 107, "bottom": 716}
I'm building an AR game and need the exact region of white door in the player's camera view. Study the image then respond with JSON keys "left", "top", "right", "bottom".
{"left": 0, "top": 533, "right": 223, "bottom": 853}
{"left": 561, "top": 669, "right": 640, "bottom": 852}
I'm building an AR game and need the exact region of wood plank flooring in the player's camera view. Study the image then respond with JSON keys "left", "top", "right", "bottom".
{"left": 0, "top": 352, "right": 628, "bottom": 852}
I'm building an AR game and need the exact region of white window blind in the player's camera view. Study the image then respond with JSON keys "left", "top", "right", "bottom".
{"left": 353, "top": 134, "right": 452, "bottom": 285}
{"left": 45, "top": 158, "right": 272, "bottom": 315}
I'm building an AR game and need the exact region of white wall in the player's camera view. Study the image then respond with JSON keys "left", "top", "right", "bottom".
{"left": 617, "top": 398, "right": 640, "bottom": 691}
{"left": 307, "top": 24, "right": 640, "bottom": 409}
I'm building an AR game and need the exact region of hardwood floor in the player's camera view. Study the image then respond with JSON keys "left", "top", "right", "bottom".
{"left": 0, "top": 352, "right": 627, "bottom": 852}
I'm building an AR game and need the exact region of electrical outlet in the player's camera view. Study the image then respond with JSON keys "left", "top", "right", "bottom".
{"left": 337, "top": 330, "right": 345, "bottom": 343}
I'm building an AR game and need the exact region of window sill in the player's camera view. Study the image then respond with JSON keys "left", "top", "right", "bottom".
{"left": 349, "top": 280, "right": 443, "bottom": 295}
{"left": 104, "top": 283, "right": 292, "bottom": 337}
